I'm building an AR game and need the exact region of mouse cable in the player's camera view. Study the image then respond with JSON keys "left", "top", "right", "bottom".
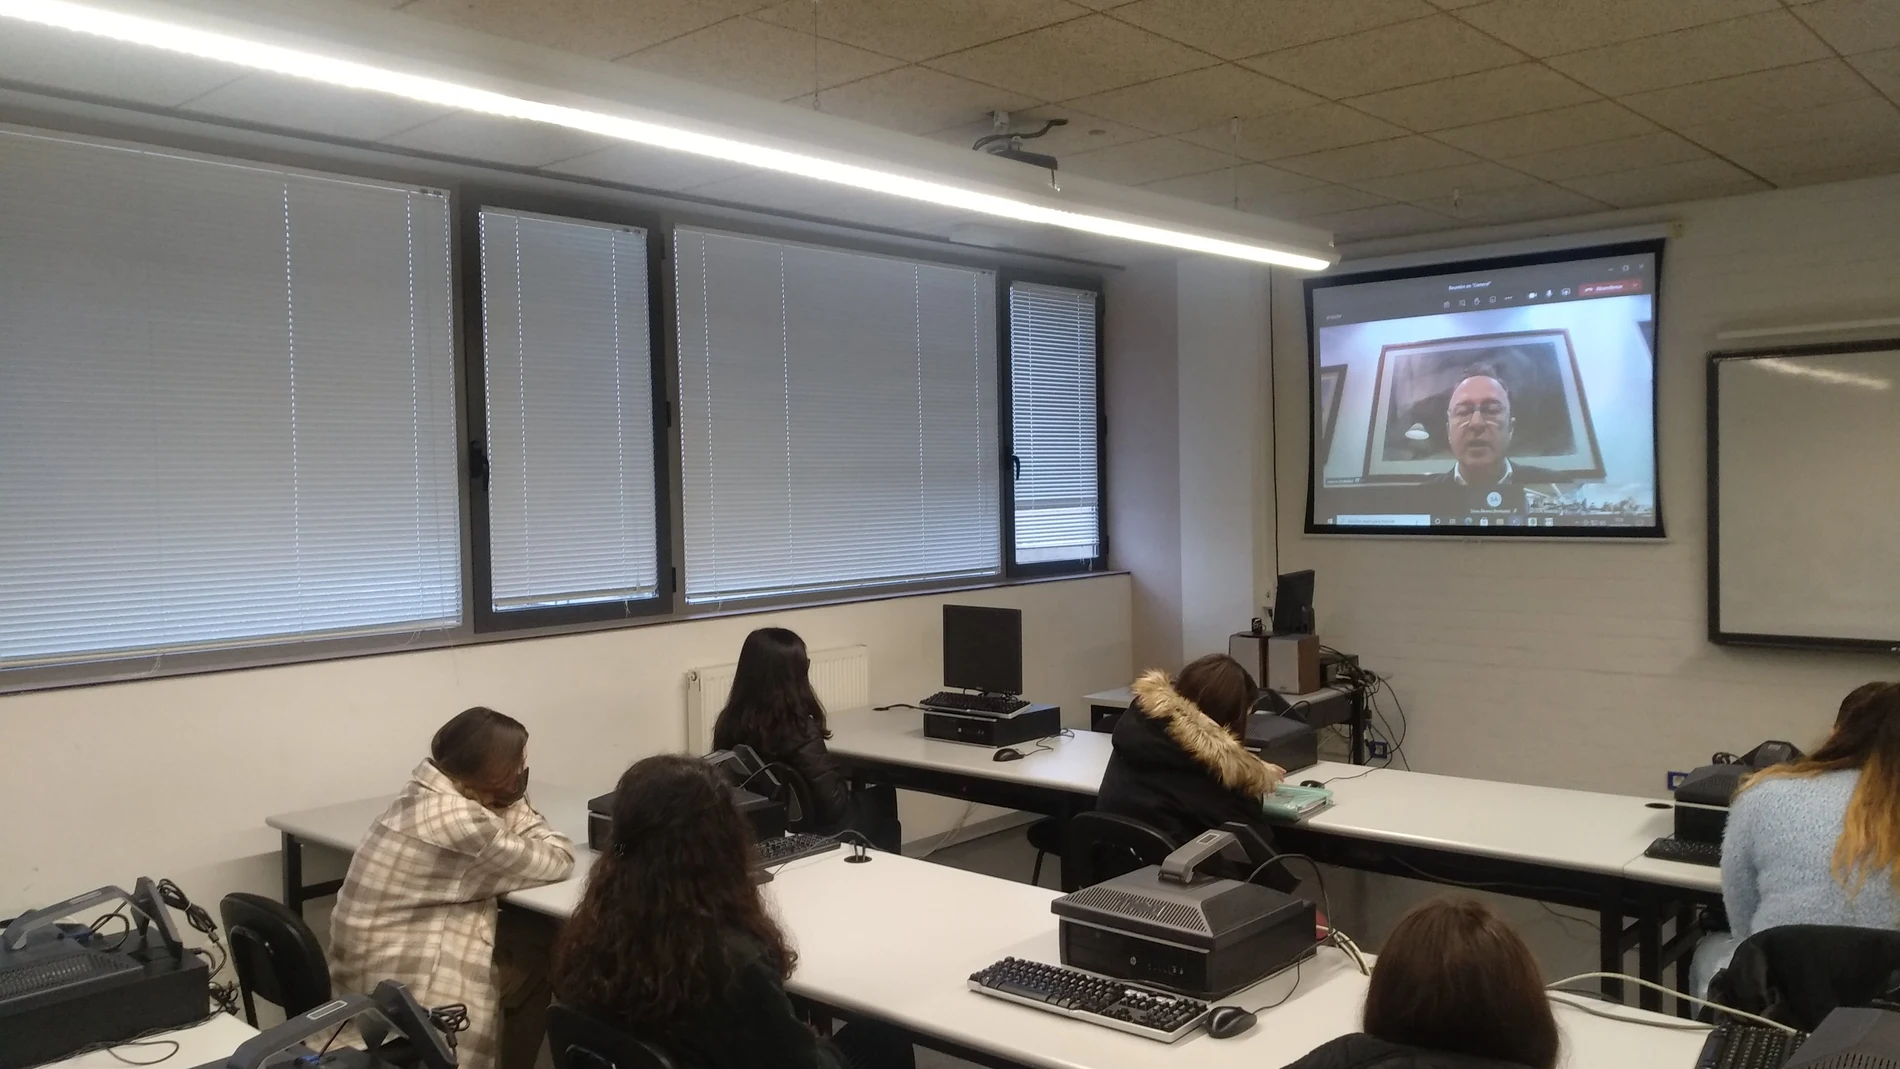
{"left": 1238, "top": 961, "right": 1304, "bottom": 1014}
{"left": 1546, "top": 992, "right": 1713, "bottom": 1032}
{"left": 1545, "top": 973, "right": 1798, "bottom": 1034}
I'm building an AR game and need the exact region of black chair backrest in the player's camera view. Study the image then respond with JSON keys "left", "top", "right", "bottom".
{"left": 770, "top": 763, "right": 819, "bottom": 834}
{"left": 219, "top": 892, "right": 331, "bottom": 1026}
{"left": 1063, "top": 811, "right": 1177, "bottom": 889}
{"left": 1709, "top": 925, "right": 1900, "bottom": 1031}
{"left": 548, "top": 1003, "right": 684, "bottom": 1069}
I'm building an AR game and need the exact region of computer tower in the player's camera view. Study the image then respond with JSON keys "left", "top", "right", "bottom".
{"left": 923, "top": 704, "right": 1060, "bottom": 747}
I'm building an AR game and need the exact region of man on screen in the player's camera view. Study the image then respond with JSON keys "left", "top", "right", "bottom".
{"left": 1422, "top": 370, "right": 1559, "bottom": 520}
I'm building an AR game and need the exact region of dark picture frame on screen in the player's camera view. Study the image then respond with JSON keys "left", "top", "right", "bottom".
{"left": 1361, "top": 328, "right": 1605, "bottom": 482}
{"left": 1315, "top": 364, "right": 1348, "bottom": 469}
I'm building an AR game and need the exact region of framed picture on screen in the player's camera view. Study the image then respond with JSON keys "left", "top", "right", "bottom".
{"left": 1316, "top": 364, "right": 1347, "bottom": 469}
{"left": 1361, "top": 329, "right": 1605, "bottom": 482}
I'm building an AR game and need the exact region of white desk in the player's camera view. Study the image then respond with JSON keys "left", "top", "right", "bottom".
{"left": 509, "top": 848, "right": 1701, "bottom": 1069}
{"left": 52, "top": 1014, "right": 258, "bottom": 1068}
{"left": 826, "top": 707, "right": 1110, "bottom": 809}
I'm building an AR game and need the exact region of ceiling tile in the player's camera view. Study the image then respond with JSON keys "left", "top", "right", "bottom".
{"left": 1432, "top": 101, "right": 1656, "bottom": 157}
{"left": 380, "top": 114, "right": 617, "bottom": 166}
{"left": 0, "top": 21, "right": 242, "bottom": 107}
{"left": 1351, "top": 160, "right": 1537, "bottom": 201}
{"left": 1063, "top": 66, "right": 1319, "bottom": 134}
{"left": 398, "top": 0, "right": 769, "bottom": 60}
{"left": 617, "top": 15, "right": 902, "bottom": 100}
{"left": 1275, "top": 135, "right": 1477, "bottom": 181}
{"left": 791, "top": 67, "right": 1035, "bottom": 134}
{"left": 1139, "top": 163, "right": 1324, "bottom": 206}
{"left": 1307, "top": 202, "right": 1458, "bottom": 238}
{"left": 1722, "top": 131, "right": 1900, "bottom": 186}
{"left": 1428, "top": 181, "right": 1607, "bottom": 223}
{"left": 1451, "top": 0, "right": 1781, "bottom": 58}
{"left": 1240, "top": 15, "right": 1526, "bottom": 98}
{"left": 1677, "top": 96, "right": 1900, "bottom": 155}
{"left": 1346, "top": 63, "right": 1598, "bottom": 130}
{"left": 1851, "top": 48, "right": 1900, "bottom": 103}
{"left": 1790, "top": 0, "right": 1900, "bottom": 56}
{"left": 1504, "top": 131, "right": 1708, "bottom": 180}
{"left": 543, "top": 146, "right": 752, "bottom": 190}
{"left": 1618, "top": 59, "right": 1874, "bottom": 128}
{"left": 1177, "top": 104, "right": 1407, "bottom": 159}
{"left": 1557, "top": 157, "right": 1768, "bottom": 206}
{"left": 924, "top": 108, "right": 1153, "bottom": 156}
{"left": 1259, "top": 183, "right": 1392, "bottom": 217}
{"left": 1545, "top": 11, "right": 1834, "bottom": 96}
{"left": 751, "top": 0, "right": 1089, "bottom": 62}
{"left": 924, "top": 16, "right": 1213, "bottom": 101}
{"left": 179, "top": 73, "right": 450, "bottom": 141}
{"left": 1057, "top": 135, "right": 1235, "bottom": 184}
{"left": 1108, "top": 0, "right": 1436, "bottom": 60}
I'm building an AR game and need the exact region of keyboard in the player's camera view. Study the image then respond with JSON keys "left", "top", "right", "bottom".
{"left": 0, "top": 950, "right": 139, "bottom": 1001}
{"left": 754, "top": 833, "right": 842, "bottom": 867}
{"left": 1645, "top": 836, "right": 1722, "bottom": 867}
{"left": 967, "top": 957, "right": 1210, "bottom": 1043}
{"left": 921, "top": 692, "right": 1029, "bottom": 716}
{"left": 1696, "top": 1022, "right": 1806, "bottom": 1069}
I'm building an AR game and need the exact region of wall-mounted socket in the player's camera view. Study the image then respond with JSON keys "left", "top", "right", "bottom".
{"left": 1667, "top": 770, "right": 1688, "bottom": 791}
{"left": 1369, "top": 740, "right": 1391, "bottom": 760}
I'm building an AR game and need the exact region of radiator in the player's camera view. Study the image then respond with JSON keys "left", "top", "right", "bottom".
{"left": 684, "top": 644, "right": 871, "bottom": 754}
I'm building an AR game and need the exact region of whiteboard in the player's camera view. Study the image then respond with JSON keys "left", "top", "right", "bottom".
{"left": 1710, "top": 342, "right": 1900, "bottom": 650}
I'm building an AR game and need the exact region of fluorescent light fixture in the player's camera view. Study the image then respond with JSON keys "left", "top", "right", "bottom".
{"left": 1756, "top": 358, "right": 1891, "bottom": 391}
{"left": 0, "top": 0, "right": 1336, "bottom": 270}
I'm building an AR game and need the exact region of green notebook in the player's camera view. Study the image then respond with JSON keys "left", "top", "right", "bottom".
{"left": 1262, "top": 783, "right": 1334, "bottom": 821}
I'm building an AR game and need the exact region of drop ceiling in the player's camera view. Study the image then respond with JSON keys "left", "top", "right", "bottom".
{"left": 2, "top": 0, "right": 1896, "bottom": 251}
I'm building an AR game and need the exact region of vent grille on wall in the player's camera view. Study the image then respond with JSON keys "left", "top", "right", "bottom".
{"left": 684, "top": 644, "right": 871, "bottom": 754}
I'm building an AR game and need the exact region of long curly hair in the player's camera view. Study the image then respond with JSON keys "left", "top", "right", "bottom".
{"left": 549, "top": 754, "right": 794, "bottom": 1029}
{"left": 1744, "top": 681, "right": 1900, "bottom": 894}
{"left": 712, "top": 628, "right": 829, "bottom": 756}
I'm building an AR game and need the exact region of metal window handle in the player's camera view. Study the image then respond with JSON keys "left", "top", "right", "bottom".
{"left": 1010, "top": 455, "right": 1022, "bottom": 481}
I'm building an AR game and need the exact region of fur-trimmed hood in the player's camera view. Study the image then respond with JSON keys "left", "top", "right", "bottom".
{"left": 1128, "top": 668, "right": 1280, "bottom": 798}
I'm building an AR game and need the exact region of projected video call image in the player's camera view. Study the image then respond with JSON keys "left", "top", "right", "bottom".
{"left": 1305, "top": 242, "right": 1662, "bottom": 536}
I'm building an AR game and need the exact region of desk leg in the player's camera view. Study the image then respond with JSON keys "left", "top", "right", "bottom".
{"left": 1637, "top": 893, "right": 1663, "bottom": 1012}
{"left": 283, "top": 831, "right": 306, "bottom": 916}
{"left": 1349, "top": 688, "right": 1369, "bottom": 765}
{"left": 1598, "top": 888, "right": 1626, "bottom": 1004}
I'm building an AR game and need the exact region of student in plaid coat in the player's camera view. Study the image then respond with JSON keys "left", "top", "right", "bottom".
{"left": 330, "top": 707, "right": 576, "bottom": 1069}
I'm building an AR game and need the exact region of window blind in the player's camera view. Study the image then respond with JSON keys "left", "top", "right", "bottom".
{"left": 477, "top": 208, "right": 659, "bottom": 612}
{"left": 1008, "top": 281, "right": 1102, "bottom": 566}
{"left": 674, "top": 228, "right": 1000, "bottom": 603}
{"left": 0, "top": 130, "right": 461, "bottom": 668}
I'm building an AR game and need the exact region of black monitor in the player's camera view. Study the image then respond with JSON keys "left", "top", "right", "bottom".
{"left": 942, "top": 605, "right": 1023, "bottom": 696}
{"left": 1271, "top": 570, "right": 1315, "bottom": 636}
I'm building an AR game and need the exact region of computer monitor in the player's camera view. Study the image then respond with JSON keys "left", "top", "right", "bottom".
{"left": 943, "top": 605, "right": 1024, "bottom": 696}
{"left": 1271, "top": 570, "right": 1315, "bottom": 636}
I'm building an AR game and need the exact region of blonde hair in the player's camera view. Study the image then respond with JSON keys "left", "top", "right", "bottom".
{"left": 1744, "top": 682, "right": 1900, "bottom": 895}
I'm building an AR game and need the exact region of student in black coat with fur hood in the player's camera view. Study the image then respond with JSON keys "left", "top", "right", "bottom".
{"left": 1097, "top": 653, "right": 1288, "bottom": 868}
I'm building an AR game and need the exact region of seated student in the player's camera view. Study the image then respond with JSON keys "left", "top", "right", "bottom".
{"left": 551, "top": 755, "right": 914, "bottom": 1069}
{"left": 1283, "top": 897, "right": 1560, "bottom": 1069}
{"left": 712, "top": 627, "right": 899, "bottom": 850}
{"left": 1694, "top": 681, "right": 1900, "bottom": 994}
{"left": 1097, "top": 655, "right": 1288, "bottom": 875}
{"left": 329, "top": 707, "right": 575, "bottom": 1069}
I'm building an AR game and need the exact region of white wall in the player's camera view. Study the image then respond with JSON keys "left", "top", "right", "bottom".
{"left": 1270, "top": 173, "right": 1900, "bottom": 799}
{"left": 0, "top": 575, "right": 1130, "bottom": 919}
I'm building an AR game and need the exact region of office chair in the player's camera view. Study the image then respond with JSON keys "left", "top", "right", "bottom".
{"left": 219, "top": 892, "right": 332, "bottom": 1026}
{"left": 772, "top": 763, "right": 820, "bottom": 835}
{"left": 1061, "top": 812, "right": 1176, "bottom": 891}
{"left": 548, "top": 1003, "right": 683, "bottom": 1069}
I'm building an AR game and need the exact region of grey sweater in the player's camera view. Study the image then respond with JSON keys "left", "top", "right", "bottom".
{"left": 1722, "top": 769, "right": 1900, "bottom": 941}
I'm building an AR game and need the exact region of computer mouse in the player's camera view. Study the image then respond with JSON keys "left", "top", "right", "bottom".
{"left": 992, "top": 747, "right": 1024, "bottom": 762}
{"left": 1300, "top": 779, "right": 1325, "bottom": 789}
{"left": 1206, "top": 1005, "right": 1257, "bottom": 1039}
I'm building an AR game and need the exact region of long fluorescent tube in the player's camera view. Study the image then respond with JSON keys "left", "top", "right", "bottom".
{"left": 0, "top": 0, "right": 1335, "bottom": 270}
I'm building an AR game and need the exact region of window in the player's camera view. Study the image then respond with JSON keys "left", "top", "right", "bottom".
{"left": 1006, "top": 280, "right": 1104, "bottom": 570}
{"left": 673, "top": 228, "right": 1001, "bottom": 603}
{"left": 0, "top": 130, "right": 460, "bottom": 669}
{"left": 472, "top": 206, "right": 664, "bottom": 626}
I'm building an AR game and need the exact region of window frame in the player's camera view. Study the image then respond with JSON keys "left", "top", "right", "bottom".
{"left": 997, "top": 268, "right": 1109, "bottom": 578}
{"left": 458, "top": 188, "right": 676, "bottom": 633}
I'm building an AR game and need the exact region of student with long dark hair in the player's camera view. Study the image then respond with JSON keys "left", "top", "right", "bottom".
{"left": 1283, "top": 898, "right": 1560, "bottom": 1069}
{"left": 713, "top": 627, "right": 899, "bottom": 849}
{"left": 551, "top": 755, "right": 913, "bottom": 1069}
{"left": 1693, "top": 681, "right": 1900, "bottom": 992}
{"left": 331, "top": 707, "right": 574, "bottom": 1069}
